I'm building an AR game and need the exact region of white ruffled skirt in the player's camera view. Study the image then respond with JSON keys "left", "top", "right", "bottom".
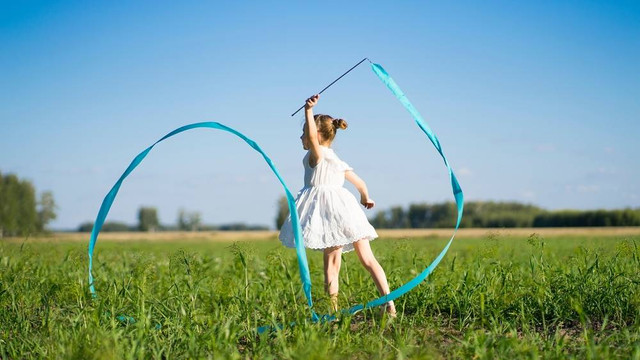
{"left": 279, "top": 186, "right": 378, "bottom": 253}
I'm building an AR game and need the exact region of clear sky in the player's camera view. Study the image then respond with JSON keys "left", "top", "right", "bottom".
{"left": 1, "top": 1, "right": 639, "bottom": 230}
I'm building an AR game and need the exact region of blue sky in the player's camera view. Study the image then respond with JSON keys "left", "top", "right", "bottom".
{"left": 1, "top": 1, "right": 639, "bottom": 230}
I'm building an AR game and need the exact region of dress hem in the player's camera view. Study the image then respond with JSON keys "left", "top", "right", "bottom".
{"left": 280, "top": 234, "right": 378, "bottom": 253}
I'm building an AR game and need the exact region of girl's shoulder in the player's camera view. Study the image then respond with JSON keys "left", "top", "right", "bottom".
{"left": 304, "top": 147, "right": 347, "bottom": 167}
{"left": 322, "top": 147, "right": 352, "bottom": 171}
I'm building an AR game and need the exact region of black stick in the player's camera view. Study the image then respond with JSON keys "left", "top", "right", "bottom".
{"left": 291, "top": 57, "right": 371, "bottom": 117}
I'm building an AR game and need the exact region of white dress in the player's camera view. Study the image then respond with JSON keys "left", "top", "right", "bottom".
{"left": 279, "top": 146, "right": 378, "bottom": 253}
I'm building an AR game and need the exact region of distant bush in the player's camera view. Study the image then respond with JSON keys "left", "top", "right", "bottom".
{"left": 218, "top": 223, "right": 270, "bottom": 231}
{"left": 533, "top": 209, "right": 640, "bottom": 227}
{"left": 77, "top": 221, "right": 133, "bottom": 232}
{"left": 77, "top": 221, "right": 269, "bottom": 232}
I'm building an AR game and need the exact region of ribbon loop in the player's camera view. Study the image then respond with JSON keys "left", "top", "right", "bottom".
{"left": 87, "top": 122, "right": 315, "bottom": 316}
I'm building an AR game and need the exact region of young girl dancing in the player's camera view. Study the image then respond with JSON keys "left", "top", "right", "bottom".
{"left": 279, "top": 94, "right": 396, "bottom": 316}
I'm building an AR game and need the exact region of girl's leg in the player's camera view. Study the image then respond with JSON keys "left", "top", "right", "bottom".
{"left": 323, "top": 246, "right": 343, "bottom": 311}
{"left": 353, "top": 239, "right": 396, "bottom": 316}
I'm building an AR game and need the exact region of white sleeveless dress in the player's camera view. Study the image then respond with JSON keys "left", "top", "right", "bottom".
{"left": 279, "top": 146, "right": 378, "bottom": 253}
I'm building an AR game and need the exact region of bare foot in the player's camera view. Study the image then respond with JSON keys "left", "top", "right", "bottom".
{"left": 383, "top": 301, "right": 397, "bottom": 318}
{"left": 330, "top": 293, "right": 339, "bottom": 313}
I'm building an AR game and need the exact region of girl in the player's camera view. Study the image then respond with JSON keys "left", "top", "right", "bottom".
{"left": 279, "top": 94, "right": 396, "bottom": 316}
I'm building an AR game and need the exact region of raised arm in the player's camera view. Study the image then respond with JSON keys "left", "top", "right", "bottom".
{"left": 304, "top": 94, "right": 323, "bottom": 168}
{"left": 345, "top": 170, "right": 375, "bottom": 209}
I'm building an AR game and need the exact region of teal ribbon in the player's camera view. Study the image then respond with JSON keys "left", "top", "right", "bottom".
{"left": 88, "top": 61, "right": 463, "bottom": 331}
{"left": 336, "top": 63, "right": 464, "bottom": 314}
{"left": 87, "top": 122, "right": 317, "bottom": 321}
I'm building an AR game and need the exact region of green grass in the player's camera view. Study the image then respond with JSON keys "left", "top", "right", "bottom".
{"left": 1, "top": 232, "right": 639, "bottom": 359}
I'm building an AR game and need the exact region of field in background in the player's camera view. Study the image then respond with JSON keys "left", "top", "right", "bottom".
{"left": 14, "top": 226, "right": 640, "bottom": 243}
{"left": 1, "top": 229, "right": 639, "bottom": 358}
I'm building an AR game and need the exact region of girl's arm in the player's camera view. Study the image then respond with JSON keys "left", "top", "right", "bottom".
{"left": 304, "top": 94, "right": 323, "bottom": 167}
{"left": 345, "top": 170, "right": 375, "bottom": 209}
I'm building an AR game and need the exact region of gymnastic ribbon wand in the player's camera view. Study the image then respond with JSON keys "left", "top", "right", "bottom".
{"left": 291, "top": 58, "right": 370, "bottom": 117}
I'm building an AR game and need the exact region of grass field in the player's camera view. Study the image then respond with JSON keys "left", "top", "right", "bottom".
{"left": 1, "top": 229, "right": 639, "bottom": 359}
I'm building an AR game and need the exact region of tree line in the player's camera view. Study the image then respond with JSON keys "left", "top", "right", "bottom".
{"left": 0, "top": 172, "right": 56, "bottom": 237}
{"left": 366, "top": 201, "right": 640, "bottom": 228}
{"left": 77, "top": 207, "right": 269, "bottom": 232}
{"left": 75, "top": 199, "right": 640, "bottom": 232}
{"left": 3, "top": 167, "right": 637, "bottom": 236}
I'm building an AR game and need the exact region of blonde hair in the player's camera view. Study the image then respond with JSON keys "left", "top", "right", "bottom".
{"left": 313, "top": 114, "right": 348, "bottom": 142}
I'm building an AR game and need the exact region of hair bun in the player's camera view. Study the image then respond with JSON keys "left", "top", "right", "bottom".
{"left": 332, "top": 118, "right": 348, "bottom": 130}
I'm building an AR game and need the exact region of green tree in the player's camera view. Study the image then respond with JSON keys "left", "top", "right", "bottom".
{"left": 369, "top": 210, "right": 388, "bottom": 228}
{"left": 388, "top": 206, "right": 409, "bottom": 228}
{"left": 138, "top": 206, "right": 159, "bottom": 232}
{"left": 0, "top": 173, "right": 38, "bottom": 237}
{"left": 102, "top": 222, "right": 131, "bottom": 232}
{"left": 77, "top": 222, "right": 94, "bottom": 232}
{"left": 77, "top": 221, "right": 132, "bottom": 232}
{"left": 408, "top": 203, "right": 429, "bottom": 228}
{"left": 177, "top": 209, "right": 188, "bottom": 230}
{"left": 0, "top": 173, "right": 19, "bottom": 236}
{"left": 37, "top": 191, "right": 57, "bottom": 232}
{"left": 19, "top": 179, "right": 37, "bottom": 234}
{"left": 177, "top": 209, "right": 201, "bottom": 231}
{"left": 275, "top": 196, "right": 289, "bottom": 229}
{"left": 0, "top": 171, "right": 4, "bottom": 237}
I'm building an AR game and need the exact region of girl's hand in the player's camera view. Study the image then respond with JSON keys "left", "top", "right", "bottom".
{"left": 361, "top": 197, "right": 375, "bottom": 209}
{"left": 305, "top": 94, "right": 320, "bottom": 110}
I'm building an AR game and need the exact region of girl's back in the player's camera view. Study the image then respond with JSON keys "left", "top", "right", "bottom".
{"left": 302, "top": 146, "right": 352, "bottom": 189}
